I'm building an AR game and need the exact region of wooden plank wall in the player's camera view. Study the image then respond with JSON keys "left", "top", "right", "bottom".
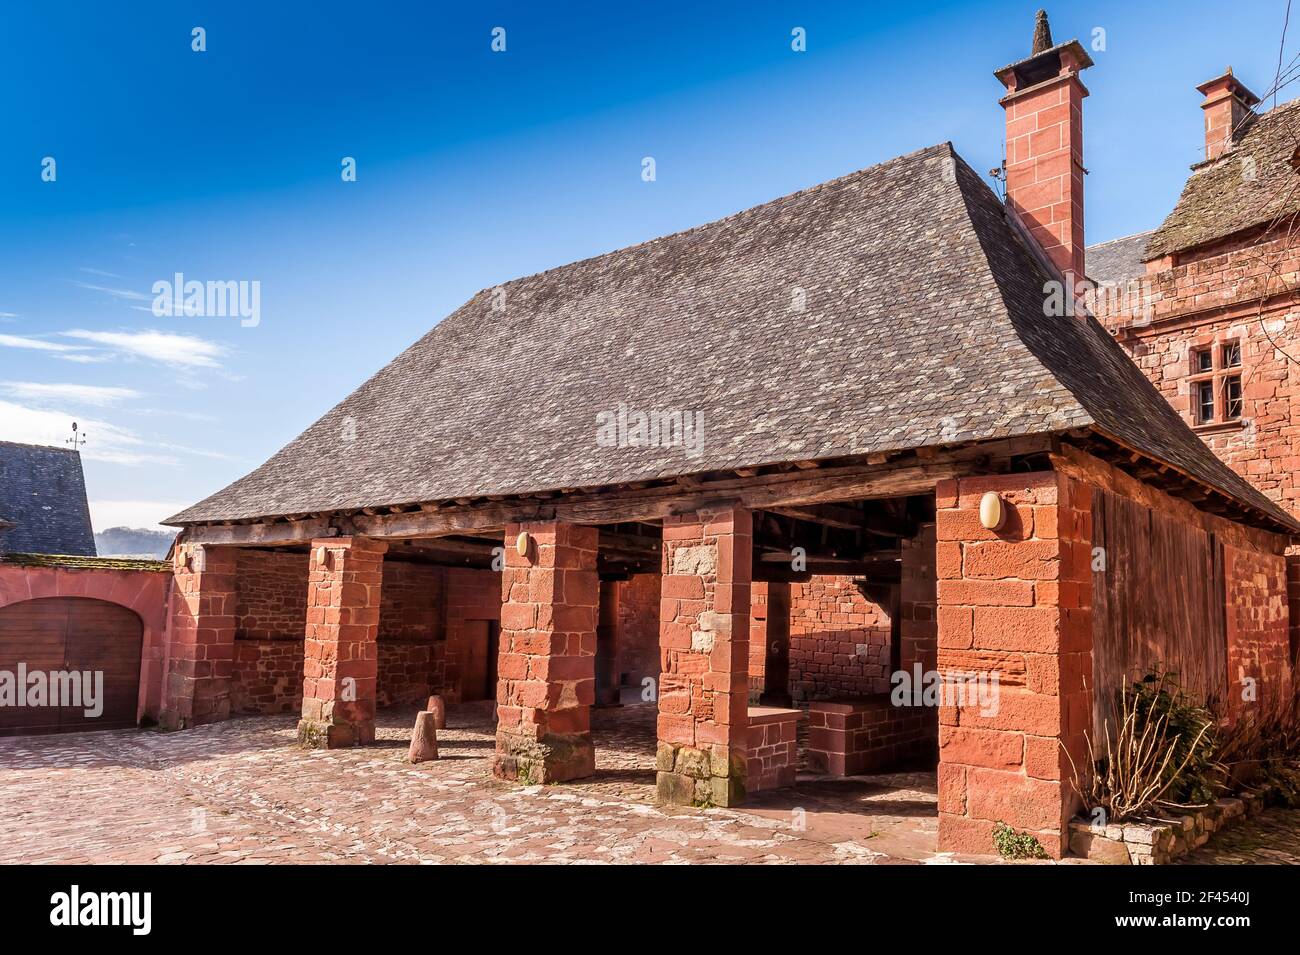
{"left": 1090, "top": 489, "right": 1228, "bottom": 739}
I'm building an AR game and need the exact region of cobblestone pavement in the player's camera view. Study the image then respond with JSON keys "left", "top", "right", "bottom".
{"left": 1175, "top": 807, "right": 1300, "bottom": 864}
{"left": 0, "top": 702, "right": 976, "bottom": 864}
{"left": 7, "top": 703, "right": 1297, "bottom": 864}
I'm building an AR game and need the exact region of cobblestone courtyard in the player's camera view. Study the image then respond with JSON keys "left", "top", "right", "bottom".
{"left": 1, "top": 702, "right": 1296, "bottom": 865}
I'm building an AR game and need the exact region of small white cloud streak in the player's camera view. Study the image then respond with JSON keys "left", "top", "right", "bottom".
{"left": 0, "top": 381, "right": 142, "bottom": 407}
{"left": 61, "top": 329, "right": 227, "bottom": 368}
{"left": 0, "top": 333, "right": 83, "bottom": 353}
{"left": 72, "top": 281, "right": 153, "bottom": 302}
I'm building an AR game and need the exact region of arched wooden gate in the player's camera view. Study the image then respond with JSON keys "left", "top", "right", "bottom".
{"left": 0, "top": 596, "right": 144, "bottom": 736}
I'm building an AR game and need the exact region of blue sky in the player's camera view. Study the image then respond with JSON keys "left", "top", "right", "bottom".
{"left": 0, "top": 0, "right": 1295, "bottom": 531}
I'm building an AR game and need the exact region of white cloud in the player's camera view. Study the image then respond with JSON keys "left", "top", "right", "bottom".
{"left": 0, "top": 399, "right": 176, "bottom": 467}
{"left": 0, "top": 333, "right": 83, "bottom": 353}
{"left": 79, "top": 268, "right": 123, "bottom": 279}
{"left": 72, "top": 281, "right": 152, "bottom": 303}
{"left": 87, "top": 500, "right": 189, "bottom": 533}
{"left": 61, "top": 329, "right": 227, "bottom": 368}
{"left": 0, "top": 381, "right": 141, "bottom": 407}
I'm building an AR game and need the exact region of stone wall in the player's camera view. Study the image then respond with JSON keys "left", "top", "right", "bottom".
{"left": 1224, "top": 542, "right": 1292, "bottom": 711}
{"left": 230, "top": 639, "right": 304, "bottom": 714}
{"left": 748, "top": 576, "right": 893, "bottom": 701}
{"left": 231, "top": 550, "right": 307, "bottom": 714}
{"left": 377, "top": 560, "right": 445, "bottom": 705}
{"left": 614, "top": 572, "right": 660, "bottom": 692}
{"left": 443, "top": 567, "right": 501, "bottom": 703}
{"left": 234, "top": 550, "right": 309, "bottom": 640}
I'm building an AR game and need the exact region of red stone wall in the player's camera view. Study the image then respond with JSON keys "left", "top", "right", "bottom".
{"left": 807, "top": 698, "right": 935, "bottom": 776}
{"left": 748, "top": 576, "right": 893, "bottom": 701}
{"left": 1224, "top": 543, "right": 1292, "bottom": 709}
{"left": 377, "top": 560, "right": 445, "bottom": 705}
{"left": 443, "top": 567, "right": 501, "bottom": 703}
{"left": 614, "top": 572, "right": 660, "bottom": 692}
{"left": 230, "top": 639, "right": 304, "bottom": 714}
{"left": 789, "top": 577, "right": 892, "bottom": 700}
{"left": 234, "top": 550, "right": 308, "bottom": 640}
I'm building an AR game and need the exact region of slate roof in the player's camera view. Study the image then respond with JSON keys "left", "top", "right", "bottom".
{"left": 0, "top": 441, "right": 97, "bottom": 556}
{"left": 1146, "top": 97, "right": 1300, "bottom": 259}
{"left": 1087, "top": 231, "right": 1154, "bottom": 286}
{"left": 167, "top": 144, "right": 1296, "bottom": 532}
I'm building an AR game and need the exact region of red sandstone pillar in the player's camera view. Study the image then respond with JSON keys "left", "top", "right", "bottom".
{"left": 297, "top": 536, "right": 387, "bottom": 748}
{"left": 493, "top": 521, "right": 599, "bottom": 783}
{"left": 656, "top": 505, "right": 752, "bottom": 807}
{"left": 160, "top": 543, "right": 238, "bottom": 729}
{"left": 934, "top": 473, "right": 1092, "bottom": 859}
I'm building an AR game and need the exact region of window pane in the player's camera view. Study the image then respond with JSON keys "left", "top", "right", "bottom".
{"left": 1198, "top": 381, "right": 1216, "bottom": 422}
{"left": 1223, "top": 342, "right": 1241, "bottom": 367}
{"left": 1194, "top": 349, "right": 1213, "bottom": 373}
{"left": 1226, "top": 376, "right": 1242, "bottom": 419}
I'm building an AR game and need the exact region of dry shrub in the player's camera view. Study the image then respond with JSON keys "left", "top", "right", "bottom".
{"left": 1071, "top": 673, "right": 1219, "bottom": 822}
{"left": 1214, "top": 689, "right": 1300, "bottom": 803}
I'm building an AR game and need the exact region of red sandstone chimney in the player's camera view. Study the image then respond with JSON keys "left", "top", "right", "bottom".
{"left": 1197, "top": 68, "right": 1260, "bottom": 161}
{"left": 994, "top": 10, "right": 1094, "bottom": 280}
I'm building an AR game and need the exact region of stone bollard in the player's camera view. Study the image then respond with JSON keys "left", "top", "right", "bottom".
{"left": 408, "top": 710, "right": 439, "bottom": 763}
{"left": 424, "top": 695, "right": 447, "bottom": 730}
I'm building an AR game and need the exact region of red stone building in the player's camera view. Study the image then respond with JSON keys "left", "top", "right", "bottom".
{"left": 1087, "top": 62, "right": 1300, "bottom": 681}
{"left": 12, "top": 11, "right": 1274, "bottom": 859}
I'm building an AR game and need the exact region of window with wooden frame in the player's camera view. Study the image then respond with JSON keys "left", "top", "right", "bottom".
{"left": 1188, "top": 340, "right": 1243, "bottom": 425}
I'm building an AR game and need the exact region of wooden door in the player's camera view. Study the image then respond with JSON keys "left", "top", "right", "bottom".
{"left": 0, "top": 597, "right": 143, "bottom": 736}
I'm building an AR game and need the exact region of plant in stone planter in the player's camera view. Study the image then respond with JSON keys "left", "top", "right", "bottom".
{"left": 1071, "top": 673, "right": 1219, "bottom": 823}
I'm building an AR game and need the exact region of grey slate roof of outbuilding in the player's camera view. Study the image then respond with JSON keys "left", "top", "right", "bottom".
{"left": 0, "top": 441, "right": 97, "bottom": 556}
{"left": 1087, "top": 231, "right": 1154, "bottom": 286}
{"left": 1146, "top": 97, "right": 1300, "bottom": 259}
{"left": 166, "top": 143, "right": 1296, "bottom": 531}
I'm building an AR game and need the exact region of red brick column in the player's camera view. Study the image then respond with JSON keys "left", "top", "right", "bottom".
{"left": 160, "top": 543, "right": 238, "bottom": 729}
{"left": 656, "top": 505, "right": 752, "bottom": 807}
{"left": 935, "top": 472, "right": 1092, "bottom": 859}
{"left": 493, "top": 521, "right": 599, "bottom": 783}
{"left": 297, "top": 536, "right": 387, "bottom": 749}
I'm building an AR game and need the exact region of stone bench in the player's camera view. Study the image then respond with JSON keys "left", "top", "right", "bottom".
{"left": 746, "top": 706, "right": 801, "bottom": 791}
{"left": 806, "top": 696, "right": 935, "bottom": 776}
